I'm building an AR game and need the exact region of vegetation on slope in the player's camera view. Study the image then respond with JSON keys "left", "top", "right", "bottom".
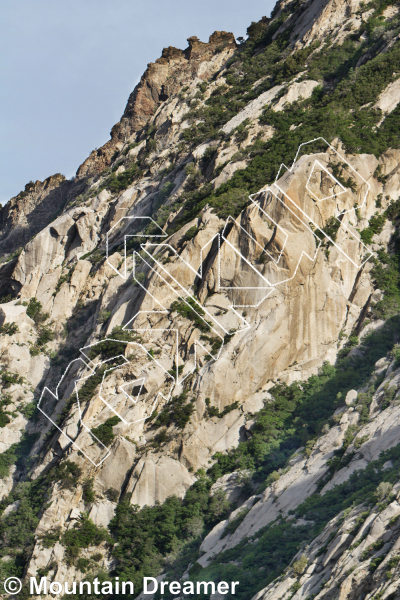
{"left": 143, "top": 0, "right": 400, "bottom": 232}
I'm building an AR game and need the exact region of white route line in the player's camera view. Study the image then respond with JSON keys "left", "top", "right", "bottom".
{"left": 273, "top": 136, "right": 373, "bottom": 268}
{"left": 130, "top": 254, "right": 227, "bottom": 380}
{"left": 106, "top": 216, "right": 167, "bottom": 280}
{"left": 39, "top": 137, "right": 376, "bottom": 464}
{"left": 37, "top": 338, "right": 176, "bottom": 466}
{"left": 306, "top": 159, "right": 347, "bottom": 203}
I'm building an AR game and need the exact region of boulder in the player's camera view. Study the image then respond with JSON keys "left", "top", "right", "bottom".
{"left": 345, "top": 390, "right": 358, "bottom": 405}
{"left": 0, "top": 303, "right": 34, "bottom": 328}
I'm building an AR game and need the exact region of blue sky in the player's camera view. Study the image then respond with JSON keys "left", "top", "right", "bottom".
{"left": 0, "top": 0, "right": 276, "bottom": 205}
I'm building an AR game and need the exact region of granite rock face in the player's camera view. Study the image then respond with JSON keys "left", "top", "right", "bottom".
{"left": 0, "top": 0, "right": 400, "bottom": 596}
{"left": 0, "top": 174, "right": 71, "bottom": 259}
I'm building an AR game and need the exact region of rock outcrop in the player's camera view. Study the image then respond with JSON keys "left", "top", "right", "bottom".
{"left": 76, "top": 32, "right": 236, "bottom": 177}
{"left": 0, "top": 174, "right": 74, "bottom": 258}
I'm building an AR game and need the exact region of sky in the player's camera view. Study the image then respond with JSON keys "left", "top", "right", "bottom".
{"left": 0, "top": 0, "right": 276, "bottom": 205}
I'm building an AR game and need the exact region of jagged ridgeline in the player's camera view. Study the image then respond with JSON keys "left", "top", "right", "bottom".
{"left": 1, "top": 0, "right": 400, "bottom": 598}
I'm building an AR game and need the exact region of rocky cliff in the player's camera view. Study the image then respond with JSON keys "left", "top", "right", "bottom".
{"left": 0, "top": 175, "right": 72, "bottom": 259}
{"left": 0, "top": 0, "right": 400, "bottom": 598}
{"left": 76, "top": 31, "right": 237, "bottom": 178}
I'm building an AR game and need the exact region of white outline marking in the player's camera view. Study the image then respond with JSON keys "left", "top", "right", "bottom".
{"left": 40, "top": 137, "right": 376, "bottom": 464}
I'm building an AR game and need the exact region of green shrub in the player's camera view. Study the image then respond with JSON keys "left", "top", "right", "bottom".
{"left": 0, "top": 322, "right": 19, "bottom": 336}
{"left": 26, "top": 297, "right": 49, "bottom": 324}
{"left": 20, "top": 402, "right": 38, "bottom": 420}
{"left": 55, "top": 460, "right": 82, "bottom": 490}
{"left": 380, "top": 385, "right": 397, "bottom": 410}
{"left": 316, "top": 216, "right": 341, "bottom": 244}
{"left": 205, "top": 398, "right": 239, "bottom": 418}
{"left": 304, "top": 439, "right": 316, "bottom": 456}
{"left": 293, "top": 554, "right": 308, "bottom": 575}
{"left": 209, "top": 188, "right": 250, "bottom": 219}
{"left": 202, "top": 146, "right": 217, "bottom": 164}
{"left": 361, "top": 539, "right": 385, "bottom": 561}
{"left": 109, "top": 488, "right": 230, "bottom": 595}
{"left": 71, "top": 368, "right": 107, "bottom": 409}
{"left": 274, "top": 43, "right": 321, "bottom": 83}
{"left": 390, "top": 343, "right": 400, "bottom": 366}
{"left": 82, "top": 478, "right": 95, "bottom": 503}
{"left": 0, "top": 294, "right": 14, "bottom": 303}
{"left": 0, "top": 410, "right": 10, "bottom": 428}
{"left": 91, "top": 416, "right": 121, "bottom": 446}
{"left": 351, "top": 511, "right": 370, "bottom": 535}
{"left": 106, "top": 488, "right": 119, "bottom": 502}
{"left": 54, "top": 266, "right": 75, "bottom": 296}
{"left": 146, "top": 138, "right": 157, "bottom": 151}
{"left": 105, "top": 164, "right": 142, "bottom": 194}
{"left": 155, "top": 181, "right": 174, "bottom": 206}
{"left": 152, "top": 427, "right": 171, "bottom": 446}
{"left": 98, "top": 310, "right": 111, "bottom": 324}
{"left": 0, "top": 447, "right": 17, "bottom": 478}
{"left": 208, "top": 489, "right": 232, "bottom": 523}
{"left": 0, "top": 432, "right": 38, "bottom": 479}
{"left": 87, "top": 251, "right": 105, "bottom": 265}
{"left": 386, "top": 556, "right": 400, "bottom": 570}
{"left": 375, "top": 481, "right": 393, "bottom": 501}
{"left": 6, "top": 247, "right": 23, "bottom": 262}
{"left": 200, "top": 333, "right": 227, "bottom": 354}
{"left": 133, "top": 272, "right": 146, "bottom": 284}
{"left": 76, "top": 557, "right": 90, "bottom": 572}
{"left": 0, "top": 473, "right": 50, "bottom": 578}
{"left": 354, "top": 435, "right": 369, "bottom": 449}
{"left": 370, "top": 249, "right": 400, "bottom": 319}
{"left": 41, "top": 527, "right": 61, "bottom": 549}
{"left": 1, "top": 371, "right": 24, "bottom": 388}
{"left": 184, "top": 226, "right": 199, "bottom": 241}
{"left": 189, "top": 562, "right": 204, "bottom": 576}
{"left": 87, "top": 326, "right": 141, "bottom": 360}
{"left": 184, "top": 164, "right": 202, "bottom": 191}
{"left": 234, "top": 119, "right": 250, "bottom": 143}
{"left": 91, "top": 553, "right": 103, "bottom": 561}
{"left": 170, "top": 297, "right": 212, "bottom": 333}
{"left": 122, "top": 142, "right": 139, "bottom": 156}
{"left": 267, "top": 470, "right": 281, "bottom": 485}
{"left": 224, "top": 508, "right": 250, "bottom": 536}
{"left": 155, "top": 392, "right": 194, "bottom": 430}
{"left": 62, "top": 514, "right": 112, "bottom": 564}
{"left": 361, "top": 212, "right": 387, "bottom": 244}
{"left": 385, "top": 199, "right": 400, "bottom": 222}
{"left": 36, "top": 324, "right": 54, "bottom": 346}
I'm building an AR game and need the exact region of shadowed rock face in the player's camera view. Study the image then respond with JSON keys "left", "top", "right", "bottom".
{"left": 0, "top": 175, "right": 67, "bottom": 256}
{"left": 0, "top": 174, "right": 89, "bottom": 258}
